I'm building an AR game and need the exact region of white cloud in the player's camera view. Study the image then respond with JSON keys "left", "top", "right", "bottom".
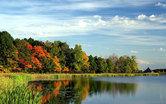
{"left": 159, "top": 48, "right": 166, "bottom": 52}
{"left": 130, "top": 50, "right": 139, "bottom": 53}
{"left": 155, "top": 2, "right": 166, "bottom": 7}
{"left": 1, "top": 14, "right": 166, "bottom": 46}
{"left": 111, "top": 16, "right": 136, "bottom": 25}
{"left": 137, "top": 14, "right": 147, "bottom": 20}
{"left": 137, "top": 59, "right": 151, "bottom": 64}
{"left": 93, "top": 15, "right": 101, "bottom": 19}
{"left": 78, "top": 20, "right": 87, "bottom": 28}
{"left": 137, "top": 14, "right": 166, "bottom": 23}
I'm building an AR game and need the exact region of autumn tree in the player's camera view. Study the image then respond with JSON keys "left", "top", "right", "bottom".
{"left": 29, "top": 45, "right": 61, "bottom": 73}
{"left": 0, "top": 31, "right": 139, "bottom": 73}
{"left": 63, "top": 67, "right": 69, "bottom": 72}
{"left": 14, "top": 39, "right": 32, "bottom": 62}
{"left": 46, "top": 41, "right": 70, "bottom": 69}
{"left": 18, "top": 59, "right": 32, "bottom": 71}
{"left": 31, "top": 56, "right": 42, "bottom": 71}
{"left": 53, "top": 56, "right": 61, "bottom": 72}
{"left": 81, "top": 52, "right": 90, "bottom": 72}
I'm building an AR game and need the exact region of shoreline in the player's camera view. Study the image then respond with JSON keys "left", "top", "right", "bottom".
{"left": 0, "top": 72, "right": 161, "bottom": 80}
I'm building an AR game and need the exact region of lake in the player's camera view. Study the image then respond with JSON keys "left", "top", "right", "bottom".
{"left": 1, "top": 76, "right": 166, "bottom": 104}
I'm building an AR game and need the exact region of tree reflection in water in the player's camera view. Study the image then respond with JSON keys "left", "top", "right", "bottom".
{"left": 28, "top": 78, "right": 137, "bottom": 104}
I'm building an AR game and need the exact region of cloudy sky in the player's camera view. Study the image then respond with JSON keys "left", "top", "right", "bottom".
{"left": 0, "top": 0, "right": 166, "bottom": 70}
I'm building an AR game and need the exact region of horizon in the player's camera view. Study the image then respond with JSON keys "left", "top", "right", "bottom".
{"left": 0, "top": 0, "right": 166, "bottom": 70}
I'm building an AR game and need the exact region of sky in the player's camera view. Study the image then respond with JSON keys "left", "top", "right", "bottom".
{"left": 0, "top": 0, "right": 166, "bottom": 70}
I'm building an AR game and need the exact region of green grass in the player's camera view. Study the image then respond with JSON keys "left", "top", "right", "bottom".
{"left": 0, "top": 73, "right": 161, "bottom": 89}
{"left": 0, "top": 73, "right": 161, "bottom": 80}
{"left": 0, "top": 72, "right": 161, "bottom": 104}
{"left": 0, "top": 72, "right": 160, "bottom": 91}
{"left": 0, "top": 85, "right": 42, "bottom": 104}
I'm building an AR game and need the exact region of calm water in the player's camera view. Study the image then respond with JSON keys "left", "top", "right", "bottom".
{"left": 27, "top": 76, "right": 166, "bottom": 104}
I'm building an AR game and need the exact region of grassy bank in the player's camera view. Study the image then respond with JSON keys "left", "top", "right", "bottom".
{"left": 0, "top": 73, "right": 160, "bottom": 91}
{"left": 0, "top": 72, "right": 161, "bottom": 104}
{"left": 0, "top": 73, "right": 161, "bottom": 81}
{"left": 0, "top": 72, "right": 160, "bottom": 91}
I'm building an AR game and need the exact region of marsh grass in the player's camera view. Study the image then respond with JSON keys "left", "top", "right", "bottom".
{"left": 0, "top": 85, "right": 42, "bottom": 104}
{"left": 0, "top": 74, "right": 33, "bottom": 86}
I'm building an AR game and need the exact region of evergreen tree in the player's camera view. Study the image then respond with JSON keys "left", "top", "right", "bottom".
{"left": 88, "top": 55, "right": 98, "bottom": 73}
{"left": 0, "top": 31, "right": 17, "bottom": 67}
{"left": 95, "top": 56, "right": 106, "bottom": 73}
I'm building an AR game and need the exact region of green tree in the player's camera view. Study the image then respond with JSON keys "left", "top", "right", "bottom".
{"left": 115, "top": 55, "right": 139, "bottom": 73}
{"left": 125, "top": 64, "right": 132, "bottom": 73}
{"left": 0, "top": 31, "right": 18, "bottom": 68}
{"left": 41, "top": 58, "right": 56, "bottom": 73}
{"left": 106, "top": 59, "right": 114, "bottom": 73}
{"left": 24, "top": 38, "right": 44, "bottom": 47}
{"left": 88, "top": 55, "right": 98, "bottom": 73}
{"left": 14, "top": 39, "right": 32, "bottom": 62}
{"left": 95, "top": 56, "right": 106, "bottom": 73}
{"left": 47, "top": 41, "right": 70, "bottom": 69}
{"left": 69, "top": 44, "right": 89, "bottom": 72}
{"left": 116, "top": 55, "right": 131, "bottom": 73}
{"left": 130, "top": 56, "right": 139, "bottom": 72}
{"left": 72, "top": 44, "right": 84, "bottom": 72}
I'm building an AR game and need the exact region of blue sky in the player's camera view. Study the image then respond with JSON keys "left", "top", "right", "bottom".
{"left": 0, "top": 0, "right": 166, "bottom": 70}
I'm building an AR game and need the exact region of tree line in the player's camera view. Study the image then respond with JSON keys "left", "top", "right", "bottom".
{"left": 0, "top": 31, "right": 139, "bottom": 73}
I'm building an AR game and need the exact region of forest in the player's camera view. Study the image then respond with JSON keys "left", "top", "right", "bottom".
{"left": 0, "top": 31, "right": 139, "bottom": 73}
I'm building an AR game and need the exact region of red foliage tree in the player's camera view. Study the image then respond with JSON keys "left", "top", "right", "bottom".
{"left": 26, "top": 43, "right": 33, "bottom": 51}
{"left": 18, "top": 59, "right": 32, "bottom": 70}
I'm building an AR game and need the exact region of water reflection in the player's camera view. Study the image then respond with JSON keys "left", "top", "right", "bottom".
{"left": 28, "top": 78, "right": 137, "bottom": 104}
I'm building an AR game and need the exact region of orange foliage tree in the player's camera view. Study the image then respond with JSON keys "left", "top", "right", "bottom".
{"left": 31, "top": 57, "right": 42, "bottom": 70}
{"left": 63, "top": 67, "right": 69, "bottom": 72}
{"left": 26, "top": 44, "right": 62, "bottom": 73}
{"left": 53, "top": 56, "right": 61, "bottom": 72}
{"left": 32, "top": 46, "right": 46, "bottom": 59}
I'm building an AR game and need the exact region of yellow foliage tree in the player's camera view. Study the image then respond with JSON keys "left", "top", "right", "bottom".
{"left": 82, "top": 51, "right": 90, "bottom": 72}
